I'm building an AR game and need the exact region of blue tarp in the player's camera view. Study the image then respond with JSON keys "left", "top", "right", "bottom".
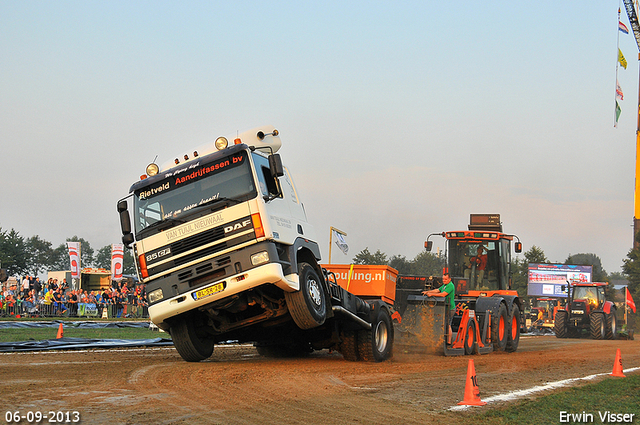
{"left": 0, "top": 320, "right": 151, "bottom": 329}
{"left": 0, "top": 337, "right": 174, "bottom": 352}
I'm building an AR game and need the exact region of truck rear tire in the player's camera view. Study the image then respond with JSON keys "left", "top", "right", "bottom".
{"left": 491, "top": 303, "right": 508, "bottom": 351}
{"left": 605, "top": 310, "right": 617, "bottom": 340}
{"left": 590, "top": 313, "right": 605, "bottom": 340}
{"left": 505, "top": 304, "right": 520, "bottom": 352}
{"left": 358, "top": 308, "right": 393, "bottom": 362}
{"left": 338, "top": 330, "right": 359, "bottom": 361}
{"left": 171, "top": 317, "right": 214, "bottom": 362}
{"left": 554, "top": 310, "right": 568, "bottom": 338}
{"left": 285, "top": 262, "right": 327, "bottom": 330}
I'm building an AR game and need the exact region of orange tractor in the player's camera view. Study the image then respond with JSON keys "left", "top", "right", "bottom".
{"left": 394, "top": 214, "right": 524, "bottom": 355}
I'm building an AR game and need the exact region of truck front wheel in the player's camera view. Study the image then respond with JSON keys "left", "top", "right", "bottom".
{"left": 171, "top": 317, "right": 214, "bottom": 362}
{"left": 358, "top": 308, "right": 393, "bottom": 362}
{"left": 285, "top": 262, "right": 327, "bottom": 330}
{"left": 605, "top": 309, "right": 617, "bottom": 340}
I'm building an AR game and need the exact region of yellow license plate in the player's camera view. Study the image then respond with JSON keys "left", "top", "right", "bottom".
{"left": 192, "top": 282, "right": 225, "bottom": 301}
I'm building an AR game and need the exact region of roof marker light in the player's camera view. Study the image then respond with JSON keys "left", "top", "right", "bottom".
{"left": 215, "top": 137, "right": 229, "bottom": 150}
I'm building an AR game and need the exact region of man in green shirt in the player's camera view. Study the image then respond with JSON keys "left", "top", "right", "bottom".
{"left": 423, "top": 273, "right": 456, "bottom": 345}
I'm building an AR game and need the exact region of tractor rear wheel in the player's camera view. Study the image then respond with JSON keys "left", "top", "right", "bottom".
{"left": 605, "top": 310, "right": 617, "bottom": 340}
{"left": 590, "top": 313, "right": 605, "bottom": 340}
{"left": 554, "top": 310, "right": 568, "bottom": 338}
{"left": 506, "top": 304, "right": 520, "bottom": 352}
{"left": 491, "top": 303, "right": 508, "bottom": 351}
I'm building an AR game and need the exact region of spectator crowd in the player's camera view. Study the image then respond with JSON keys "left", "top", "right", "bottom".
{"left": 0, "top": 275, "right": 148, "bottom": 319}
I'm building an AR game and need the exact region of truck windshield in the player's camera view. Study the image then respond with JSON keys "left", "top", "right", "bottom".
{"left": 448, "top": 240, "right": 502, "bottom": 291}
{"left": 133, "top": 150, "right": 256, "bottom": 235}
{"left": 573, "top": 286, "right": 601, "bottom": 307}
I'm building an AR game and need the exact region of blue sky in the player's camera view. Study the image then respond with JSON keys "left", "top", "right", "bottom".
{"left": 1, "top": 1, "right": 637, "bottom": 274}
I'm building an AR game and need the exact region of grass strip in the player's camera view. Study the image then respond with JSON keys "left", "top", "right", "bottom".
{"left": 459, "top": 373, "right": 640, "bottom": 425}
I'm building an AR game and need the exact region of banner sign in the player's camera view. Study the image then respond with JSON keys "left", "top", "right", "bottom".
{"left": 111, "top": 243, "right": 125, "bottom": 281}
{"left": 67, "top": 242, "right": 81, "bottom": 280}
{"left": 527, "top": 263, "right": 592, "bottom": 298}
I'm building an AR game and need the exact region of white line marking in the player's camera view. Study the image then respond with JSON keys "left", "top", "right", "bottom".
{"left": 450, "top": 367, "right": 640, "bottom": 411}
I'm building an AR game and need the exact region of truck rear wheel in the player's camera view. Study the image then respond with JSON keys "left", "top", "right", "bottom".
{"left": 338, "top": 330, "right": 359, "bottom": 361}
{"left": 554, "top": 310, "right": 568, "bottom": 338}
{"left": 590, "top": 313, "right": 605, "bottom": 340}
{"left": 605, "top": 310, "right": 617, "bottom": 340}
{"left": 285, "top": 262, "right": 327, "bottom": 330}
{"left": 505, "top": 304, "right": 520, "bottom": 352}
{"left": 171, "top": 317, "right": 214, "bottom": 362}
{"left": 491, "top": 303, "right": 508, "bottom": 351}
{"left": 358, "top": 308, "right": 393, "bottom": 362}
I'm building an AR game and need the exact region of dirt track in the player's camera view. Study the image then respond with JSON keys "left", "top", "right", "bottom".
{"left": 1, "top": 335, "right": 639, "bottom": 425}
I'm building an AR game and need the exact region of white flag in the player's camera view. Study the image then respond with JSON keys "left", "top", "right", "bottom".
{"left": 333, "top": 229, "right": 349, "bottom": 255}
{"left": 111, "top": 243, "right": 125, "bottom": 281}
{"left": 67, "top": 242, "right": 81, "bottom": 280}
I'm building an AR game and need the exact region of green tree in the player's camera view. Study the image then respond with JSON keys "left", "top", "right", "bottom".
{"left": 409, "top": 250, "right": 445, "bottom": 276}
{"left": 94, "top": 245, "right": 137, "bottom": 275}
{"left": 0, "top": 227, "right": 28, "bottom": 276}
{"left": 388, "top": 255, "right": 411, "bottom": 273}
{"left": 25, "top": 235, "right": 53, "bottom": 276}
{"left": 353, "top": 248, "right": 388, "bottom": 265}
{"left": 565, "top": 253, "right": 607, "bottom": 282}
{"left": 622, "top": 247, "right": 640, "bottom": 323}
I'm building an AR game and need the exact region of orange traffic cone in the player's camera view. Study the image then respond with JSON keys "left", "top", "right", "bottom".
{"left": 610, "top": 349, "right": 626, "bottom": 377}
{"left": 56, "top": 323, "right": 64, "bottom": 339}
{"left": 458, "top": 359, "right": 487, "bottom": 406}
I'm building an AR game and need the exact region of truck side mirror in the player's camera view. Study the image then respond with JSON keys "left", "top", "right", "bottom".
{"left": 268, "top": 154, "right": 284, "bottom": 178}
{"left": 117, "top": 200, "right": 132, "bottom": 236}
{"left": 515, "top": 242, "right": 522, "bottom": 253}
{"left": 424, "top": 240, "right": 433, "bottom": 251}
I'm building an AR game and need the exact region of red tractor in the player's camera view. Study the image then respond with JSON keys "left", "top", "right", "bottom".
{"left": 554, "top": 282, "right": 617, "bottom": 340}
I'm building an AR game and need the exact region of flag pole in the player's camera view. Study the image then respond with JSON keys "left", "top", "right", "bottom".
{"left": 328, "top": 227, "right": 334, "bottom": 264}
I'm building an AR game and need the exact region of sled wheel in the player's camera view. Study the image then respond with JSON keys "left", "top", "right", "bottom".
{"left": 285, "top": 262, "right": 327, "bottom": 330}
{"left": 464, "top": 319, "right": 477, "bottom": 355}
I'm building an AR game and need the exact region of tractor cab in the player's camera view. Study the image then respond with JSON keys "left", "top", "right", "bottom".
{"left": 426, "top": 214, "right": 522, "bottom": 297}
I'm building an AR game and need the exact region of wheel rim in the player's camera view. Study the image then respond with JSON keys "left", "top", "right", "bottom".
{"left": 511, "top": 315, "right": 518, "bottom": 339}
{"left": 307, "top": 277, "right": 322, "bottom": 307}
{"left": 374, "top": 321, "right": 388, "bottom": 353}
{"left": 499, "top": 316, "right": 505, "bottom": 341}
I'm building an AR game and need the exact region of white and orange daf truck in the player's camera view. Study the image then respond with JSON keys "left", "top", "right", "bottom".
{"left": 117, "top": 125, "right": 393, "bottom": 362}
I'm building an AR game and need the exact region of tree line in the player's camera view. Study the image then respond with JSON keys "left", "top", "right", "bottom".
{"left": 0, "top": 227, "right": 135, "bottom": 277}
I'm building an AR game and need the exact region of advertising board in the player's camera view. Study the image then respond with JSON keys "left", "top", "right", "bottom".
{"left": 527, "top": 263, "right": 592, "bottom": 298}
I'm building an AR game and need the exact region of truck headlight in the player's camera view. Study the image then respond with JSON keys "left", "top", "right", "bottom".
{"left": 148, "top": 288, "right": 164, "bottom": 304}
{"left": 251, "top": 251, "right": 269, "bottom": 266}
